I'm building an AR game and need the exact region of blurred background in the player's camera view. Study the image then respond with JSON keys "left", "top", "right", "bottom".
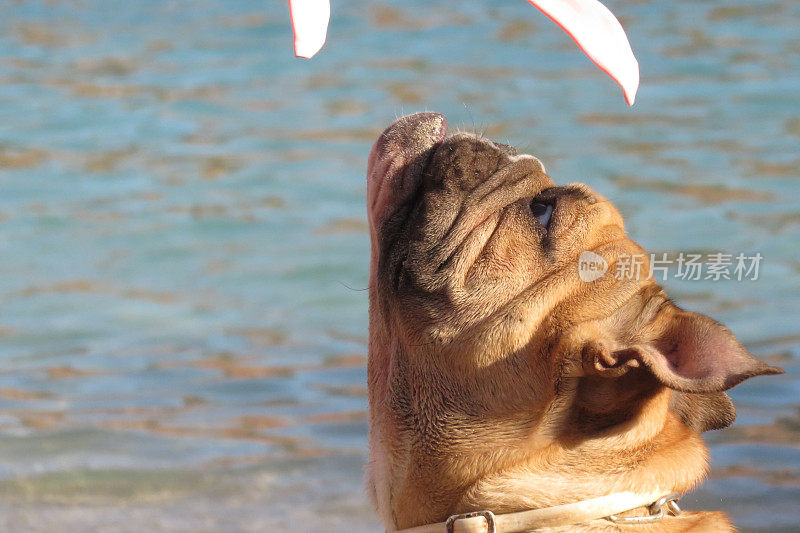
{"left": 0, "top": 0, "right": 798, "bottom": 531}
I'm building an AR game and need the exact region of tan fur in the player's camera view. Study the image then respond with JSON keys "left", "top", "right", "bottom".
{"left": 366, "top": 113, "right": 781, "bottom": 532}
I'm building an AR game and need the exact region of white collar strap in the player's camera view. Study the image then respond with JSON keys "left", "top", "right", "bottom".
{"left": 393, "top": 491, "right": 682, "bottom": 533}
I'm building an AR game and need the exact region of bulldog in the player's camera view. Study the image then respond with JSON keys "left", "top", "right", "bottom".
{"left": 365, "top": 113, "right": 782, "bottom": 532}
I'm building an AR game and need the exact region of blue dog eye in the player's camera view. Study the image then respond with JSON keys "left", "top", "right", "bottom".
{"left": 530, "top": 202, "right": 553, "bottom": 228}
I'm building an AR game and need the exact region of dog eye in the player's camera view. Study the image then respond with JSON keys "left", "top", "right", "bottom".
{"left": 530, "top": 202, "right": 553, "bottom": 228}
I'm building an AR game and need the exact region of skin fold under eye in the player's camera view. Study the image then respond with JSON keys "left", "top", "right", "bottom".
{"left": 530, "top": 201, "right": 553, "bottom": 228}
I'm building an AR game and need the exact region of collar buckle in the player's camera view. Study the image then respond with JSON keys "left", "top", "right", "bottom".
{"left": 605, "top": 492, "right": 682, "bottom": 525}
{"left": 445, "top": 510, "right": 496, "bottom": 533}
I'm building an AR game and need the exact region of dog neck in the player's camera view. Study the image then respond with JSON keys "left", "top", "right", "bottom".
{"left": 369, "top": 335, "right": 713, "bottom": 531}
{"left": 455, "top": 385, "right": 710, "bottom": 514}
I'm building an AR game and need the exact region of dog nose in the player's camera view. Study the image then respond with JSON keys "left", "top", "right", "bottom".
{"left": 367, "top": 113, "right": 448, "bottom": 228}
{"left": 391, "top": 111, "right": 446, "bottom": 133}
{"left": 373, "top": 112, "right": 447, "bottom": 160}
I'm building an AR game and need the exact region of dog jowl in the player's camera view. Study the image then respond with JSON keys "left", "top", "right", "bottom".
{"left": 365, "top": 113, "right": 783, "bottom": 531}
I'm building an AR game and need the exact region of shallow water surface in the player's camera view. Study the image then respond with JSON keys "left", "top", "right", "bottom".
{"left": 0, "top": 1, "right": 798, "bottom": 531}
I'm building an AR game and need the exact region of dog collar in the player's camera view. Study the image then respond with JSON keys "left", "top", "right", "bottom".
{"left": 393, "top": 491, "right": 682, "bottom": 533}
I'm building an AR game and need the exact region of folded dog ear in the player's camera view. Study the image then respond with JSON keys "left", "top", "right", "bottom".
{"left": 585, "top": 306, "right": 784, "bottom": 393}
{"left": 577, "top": 304, "right": 783, "bottom": 433}
{"left": 638, "top": 310, "right": 783, "bottom": 392}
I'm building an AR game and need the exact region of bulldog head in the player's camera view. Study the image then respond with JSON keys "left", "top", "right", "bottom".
{"left": 365, "top": 113, "right": 782, "bottom": 530}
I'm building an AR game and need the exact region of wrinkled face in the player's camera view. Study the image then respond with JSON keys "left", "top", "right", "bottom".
{"left": 368, "top": 113, "right": 648, "bottom": 363}
{"left": 367, "top": 113, "right": 780, "bottom": 431}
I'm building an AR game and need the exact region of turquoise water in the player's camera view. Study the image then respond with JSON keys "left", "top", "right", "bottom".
{"left": 0, "top": 0, "right": 798, "bottom": 531}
